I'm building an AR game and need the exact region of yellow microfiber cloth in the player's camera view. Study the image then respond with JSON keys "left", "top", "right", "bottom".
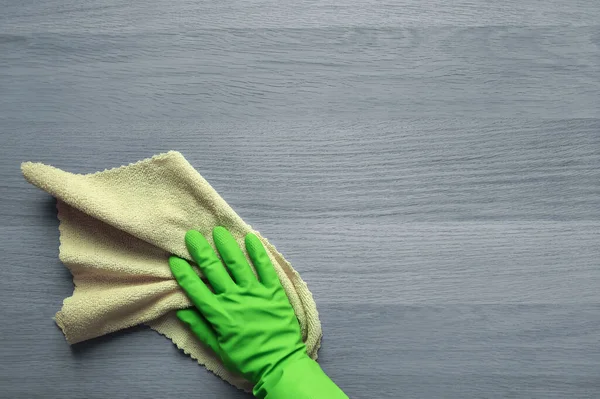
{"left": 21, "top": 151, "right": 322, "bottom": 391}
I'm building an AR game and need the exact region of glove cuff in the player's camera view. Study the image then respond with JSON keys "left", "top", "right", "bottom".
{"left": 253, "top": 356, "right": 348, "bottom": 399}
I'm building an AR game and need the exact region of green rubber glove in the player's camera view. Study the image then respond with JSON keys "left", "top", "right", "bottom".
{"left": 169, "top": 227, "right": 348, "bottom": 399}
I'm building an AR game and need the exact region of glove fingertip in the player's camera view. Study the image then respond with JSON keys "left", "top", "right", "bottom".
{"left": 244, "top": 231, "right": 257, "bottom": 245}
{"left": 213, "top": 225, "right": 229, "bottom": 235}
{"left": 168, "top": 255, "right": 190, "bottom": 274}
{"left": 184, "top": 229, "right": 204, "bottom": 247}
{"left": 244, "top": 232, "right": 262, "bottom": 254}
{"left": 176, "top": 309, "right": 195, "bottom": 324}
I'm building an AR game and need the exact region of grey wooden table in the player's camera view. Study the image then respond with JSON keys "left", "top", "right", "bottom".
{"left": 1, "top": 1, "right": 599, "bottom": 398}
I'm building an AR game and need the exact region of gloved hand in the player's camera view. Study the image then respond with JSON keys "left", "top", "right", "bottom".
{"left": 169, "top": 227, "right": 348, "bottom": 399}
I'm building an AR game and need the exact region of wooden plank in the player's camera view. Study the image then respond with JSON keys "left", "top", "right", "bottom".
{"left": 1, "top": 0, "right": 599, "bottom": 397}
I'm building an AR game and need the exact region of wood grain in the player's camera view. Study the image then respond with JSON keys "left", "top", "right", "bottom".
{"left": 1, "top": 0, "right": 599, "bottom": 397}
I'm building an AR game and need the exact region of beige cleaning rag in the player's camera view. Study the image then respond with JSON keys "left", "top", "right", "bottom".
{"left": 21, "top": 151, "right": 321, "bottom": 391}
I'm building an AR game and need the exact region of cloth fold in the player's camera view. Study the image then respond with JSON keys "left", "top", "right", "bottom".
{"left": 21, "top": 151, "right": 321, "bottom": 391}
